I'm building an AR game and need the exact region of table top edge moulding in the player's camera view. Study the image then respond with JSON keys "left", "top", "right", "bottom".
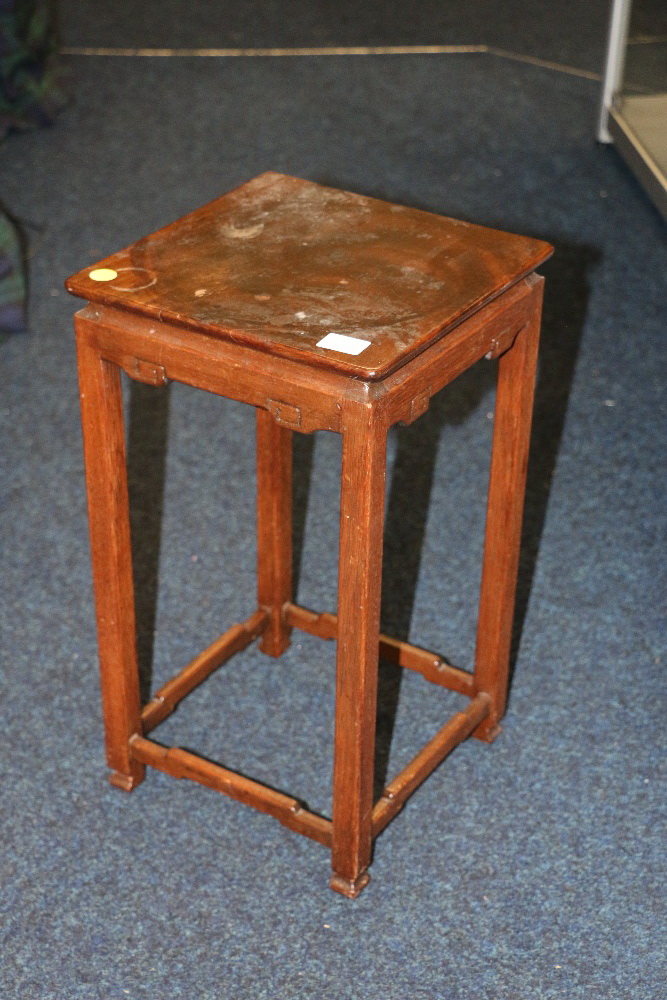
{"left": 65, "top": 172, "right": 553, "bottom": 381}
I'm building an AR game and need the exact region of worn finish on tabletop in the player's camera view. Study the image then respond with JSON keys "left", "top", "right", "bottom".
{"left": 66, "top": 172, "right": 551, "bottom": 379}
{"left": 68, "top": 172, "right": 551, "bottom": 898}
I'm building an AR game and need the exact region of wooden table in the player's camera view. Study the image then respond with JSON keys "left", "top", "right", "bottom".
{"left": 66, "top": 172, "right": 552, "bottom": 897}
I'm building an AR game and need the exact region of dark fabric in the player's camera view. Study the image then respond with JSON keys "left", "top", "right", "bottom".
{"left": 0, "top": 1, "right": 64, "bottom": 331}
{"left": 0, "top": 0, "right": 64, "bottom": 138}
{"left": 0, "top": 210, "right": 25, "bottom": 331}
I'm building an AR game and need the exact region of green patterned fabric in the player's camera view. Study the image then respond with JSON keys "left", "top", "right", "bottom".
{"left": 1, "top": 1, "right": 64, "bottom": 331}
{"left": 0, "top": 211, "right": 24, "bottom": 331}
{"left": 0, "top": 0, "right": 64, "bottom": 137}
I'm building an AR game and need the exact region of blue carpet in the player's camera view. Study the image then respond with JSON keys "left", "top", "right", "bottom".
{"left": 1, "top": 14, "right": 666, "bottom": 1000}
{"left": 56, "top": 0, "right": 667, "bottom": 76}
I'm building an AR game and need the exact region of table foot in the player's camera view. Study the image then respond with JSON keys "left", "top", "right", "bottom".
{"left": 108, "top": 767, "right": 144, "bottom": 792}
{"left": 259, "top": 632, "right": 291, "bottom": 658}
{"left": 330, "top": 871, "right": 371, "bottom": 899}
{"left": 472, "top": 719, "right": 502, "bottom": 744}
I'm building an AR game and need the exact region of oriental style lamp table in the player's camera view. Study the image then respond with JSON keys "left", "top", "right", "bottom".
{"left": 66, "top": 172, "right": 552, "bottom": 898}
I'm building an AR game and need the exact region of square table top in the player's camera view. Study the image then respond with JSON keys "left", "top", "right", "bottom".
{"left": 66, "top": 172, "right": 552, "bottom": 380}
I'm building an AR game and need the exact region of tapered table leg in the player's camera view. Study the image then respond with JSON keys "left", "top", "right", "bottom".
{"left": 76, "top": 324, "right": 145, "bottom": 790}
{"left": 256, "top": 407, "right": 292, "bottom": 656}
{"left": 473, "top": 278, "right": 544, "bottom": 742}
{"left": 330, "top": 401, "right": 387, "bottom": 898}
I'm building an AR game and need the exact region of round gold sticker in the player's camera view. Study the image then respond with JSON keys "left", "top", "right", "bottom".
{"left": 89, "top": 268, "right": 118, "bottom": 282}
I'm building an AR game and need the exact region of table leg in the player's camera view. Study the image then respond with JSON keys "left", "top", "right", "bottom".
{"left": 76, "top": 325, "right": 145, "bottom": 790}
{"left": 256, "top": 407, "right": 292, "bottom": 656}
{"left": 473, "top": 279, "right": 543, "bottom": 742}
{"left": 330, "top": 401, "right": 387, "bottom": 897}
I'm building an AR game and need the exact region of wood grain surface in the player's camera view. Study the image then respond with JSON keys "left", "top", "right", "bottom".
{"left": 66, "top": 172, "right": 552, "bottom": 379}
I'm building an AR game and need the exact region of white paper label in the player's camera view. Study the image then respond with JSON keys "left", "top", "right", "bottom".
{"left": 316, "top": 333, "right": 371, "bottom": 356}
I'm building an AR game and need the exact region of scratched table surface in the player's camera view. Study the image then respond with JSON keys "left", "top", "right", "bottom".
{"left": 65, "top": 172, "right": 552, "bottom": 379}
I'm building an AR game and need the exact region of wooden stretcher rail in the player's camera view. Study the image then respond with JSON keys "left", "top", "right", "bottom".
{"left": 284, "top": 602, "right": 474, "bottom": 696}
{"left": 371, "top": 692, "right": 491, "bottom": 838}
{"left": 141, "top": 609, "right": 269, "bottom": 733}
{"left": 130, "top": 735, "right": 333, "bottom": 847}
